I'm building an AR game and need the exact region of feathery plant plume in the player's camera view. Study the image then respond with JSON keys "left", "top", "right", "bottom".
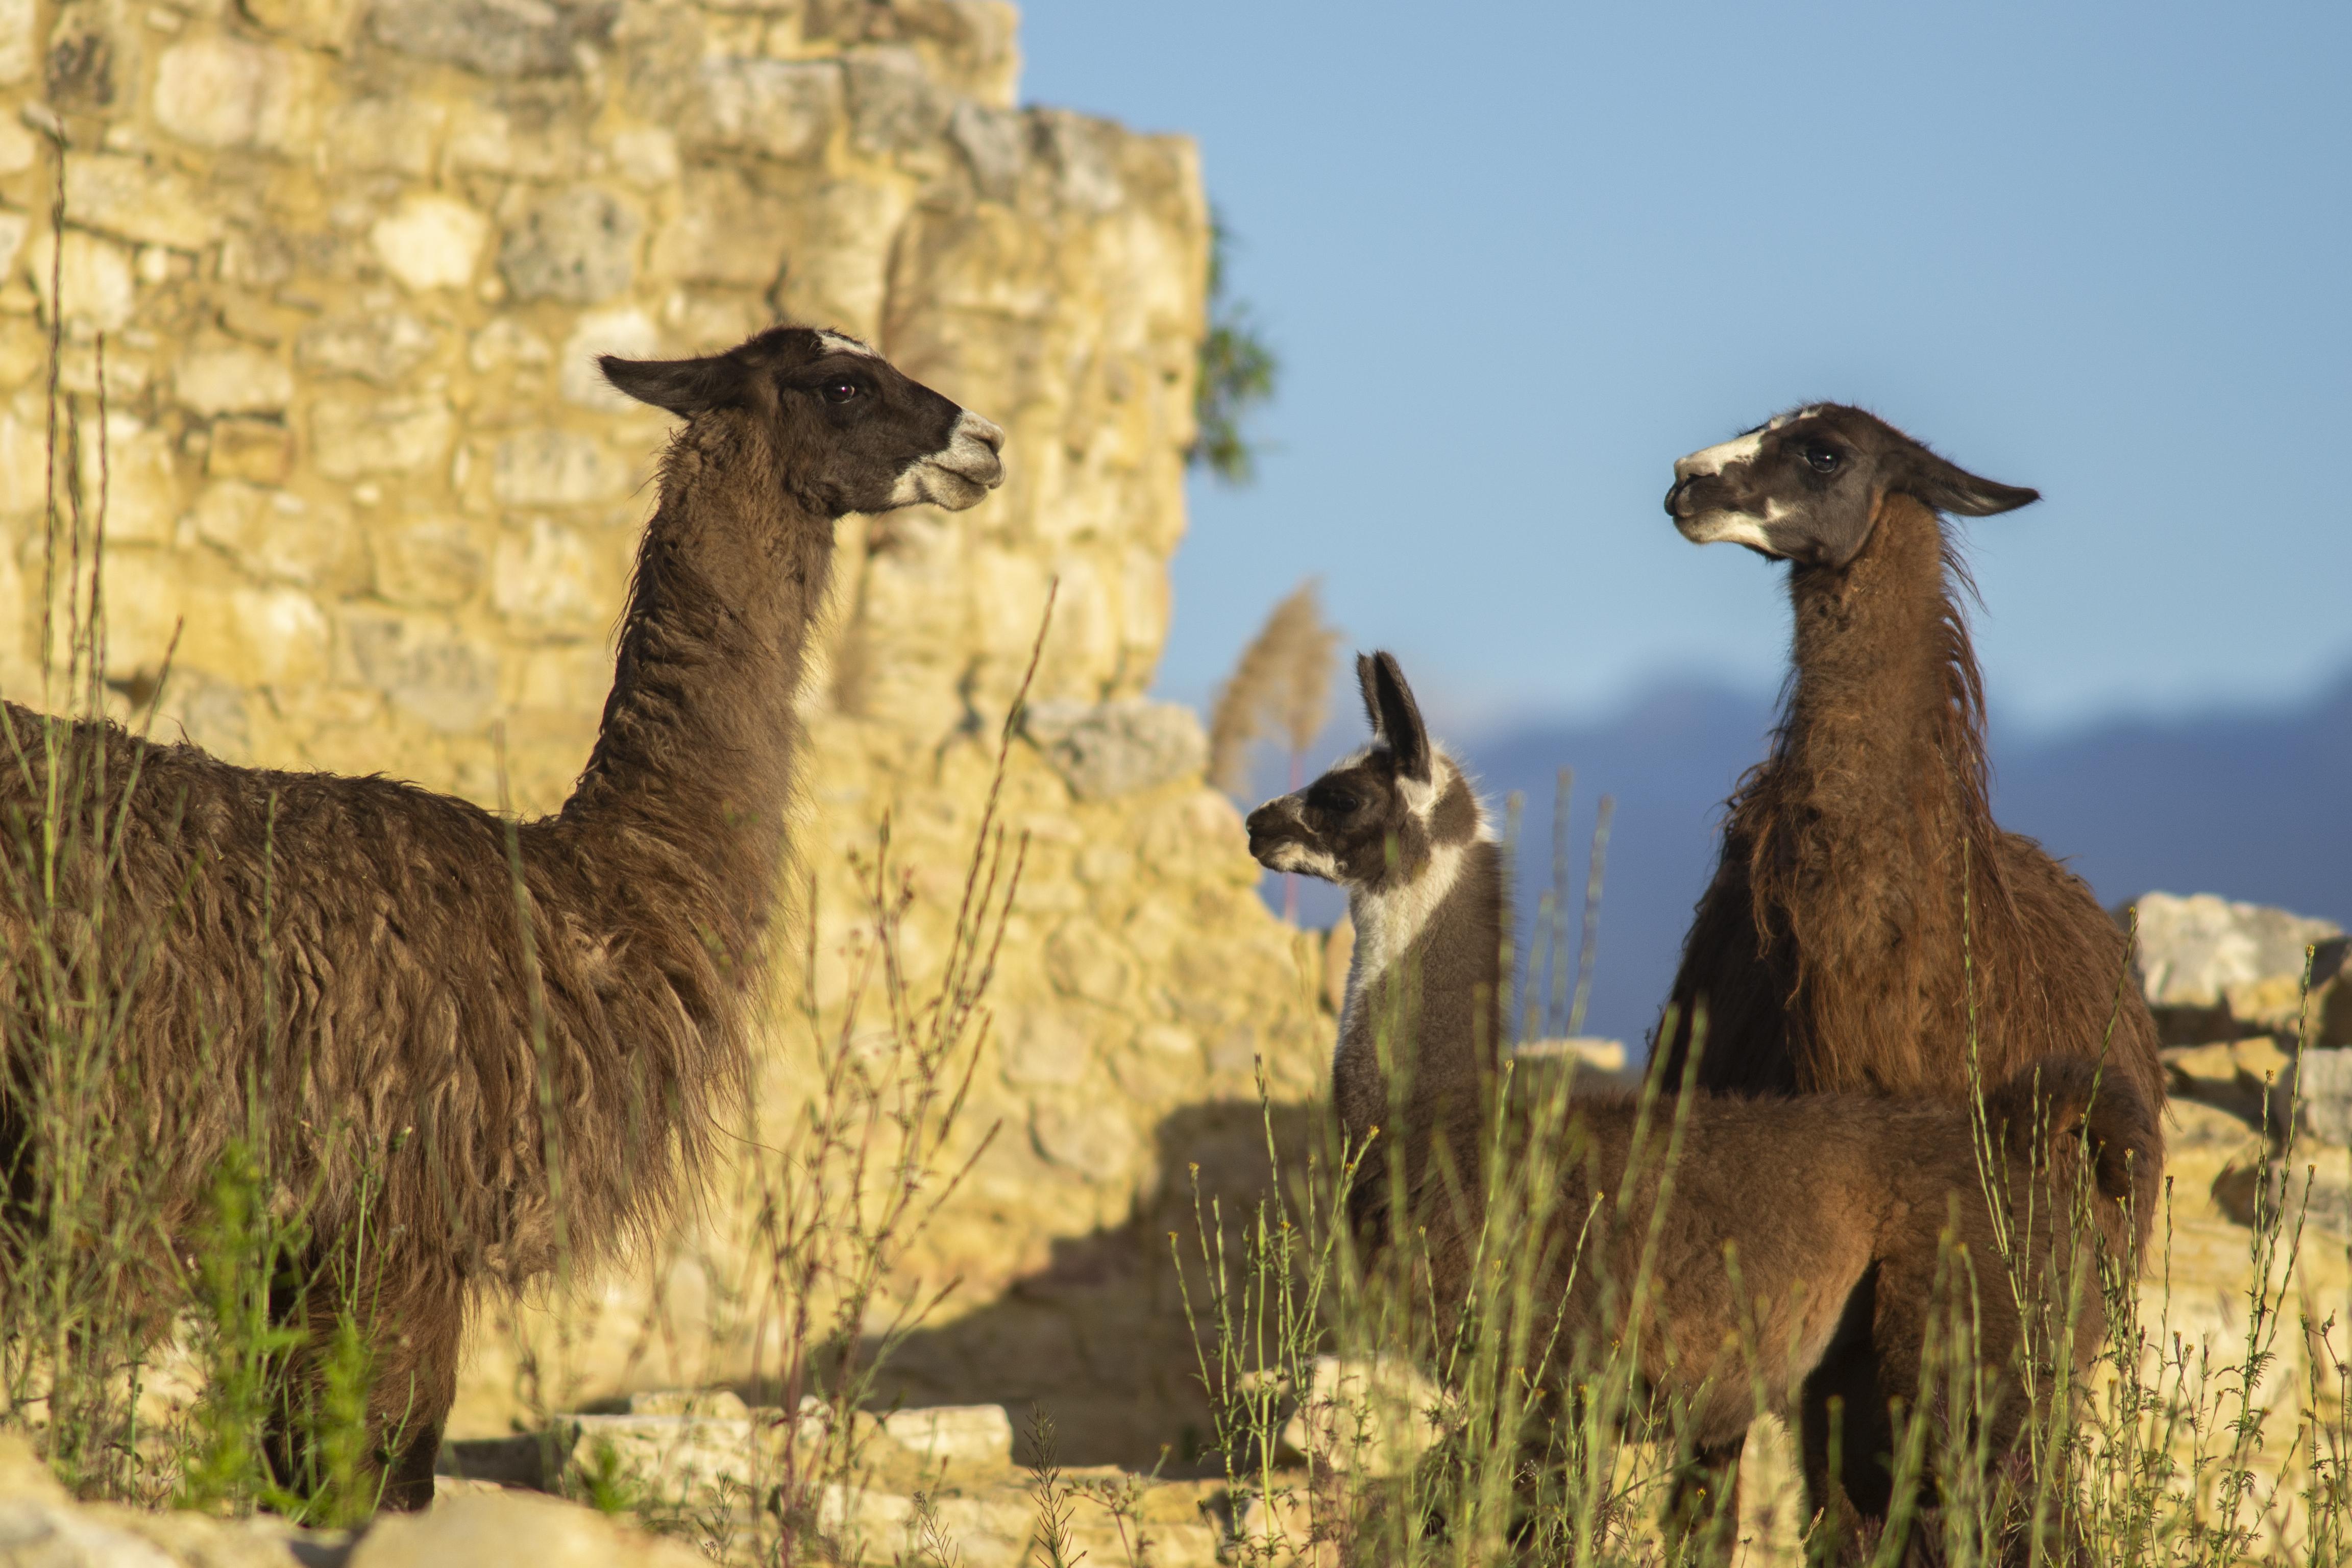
{"left": 1208, "top": 580, "right": 1338, "bottom": 922}
{"left": 1207, "top": 580, "right": 1340, "bottom": 799}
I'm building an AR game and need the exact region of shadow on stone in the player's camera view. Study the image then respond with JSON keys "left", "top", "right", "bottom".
{"left": 808, "top": 1095, "right": 1326, "bottom": 1474}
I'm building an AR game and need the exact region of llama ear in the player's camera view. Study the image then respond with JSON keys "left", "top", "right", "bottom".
{"left": 600, "top": 353, "right": 751, "bottom": 416}
{"left": 1896, "top": 448, "right": 2040, "bottom": 518}
{"left": 1356, "top": 653, "right": 1384, "bottom": 738}
{"left": 1369, "top": 651, "right": 1431, "bottom": 786}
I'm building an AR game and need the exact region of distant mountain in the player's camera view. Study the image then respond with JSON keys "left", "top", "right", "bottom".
{"left": 1256, "top": 673, "right": 2352, "bottom": 1054}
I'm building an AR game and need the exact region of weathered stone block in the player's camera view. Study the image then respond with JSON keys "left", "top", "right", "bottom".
{"left": 2134, "top": 891, "right": 2342, "bottom": 1011}
{"left": 468, "top": 315, "right": 552, "bottom": 372}
{"left": 1001, "top": 1007, "right": 1089, "bottom": 1085}
{"left": 188, "top": 481, "right": 358, "bottom": 590}
{"left": 1022, "top": 699, "right": 1206, "bottom": 801}
{"left": 350, "top": 1486, "right": 708, "bottom": 1568}
{"left": 690, "top": 56, "right": 840, "bottom": 161}
{"left": 367, "top": 0, "right": 619, "bottom": 79}
{"left": 373, "top": 518, "right": 484, "bottom": 608}
{"left": 174, "top": 342, "right": 295, "bottom": 416}
{"left": 63, "top": 154, "right": 220, "bottom": 252}
{"left": 311, "top": 393, "right": 455, "bottom": 477}
{"left": 244, "top": 0, "right": 364, "bottom": 51}
{"left": 491, "top": 517, "right": 621, "bottom": 636}
{"left": 949, "top": 99, "right": 1024, "bottom": 201}
{"left": 80, "top": 414, "right": 182, "bottom": 544}
{"left": 499, "top": 185, "right": 641, "bottom": 304}
{"left": 370, "top": 193, "right": 489, "bottom": 292}
{"left": 152, "top": 35, "right": 316, "bottom": 153}
{"left": 844, "top": 45, "right": 949, "bottom": 156}
{"left": 490, "top": 429, "right": 625, "bottom": 505}
{"left": 769, "top": 178, "right": 913, "bottom": 339}
{"left": 344, "top": 608, "right": 500, "bottom": 732}
{"left": 0, "top": 0, "right": 34, "bottom": 85}
{"left": 297, "top": 310, "right": 442, "bottom": 386}
{"left": 2295, "top": 1048, "right": 2352, "bottom": 1149}
{"left": 877, "top": 1403, "right": 1012, "bottom": 1464}
{"left": 646, "top": 167, "right": 792, "bottom": 290}
{"left": 30, "top": 228, "right": 136, "bottom": 331}
{"left": 207, "top": 418, "right": 294, "bottom": 484}
{"left": 1030, "top": 1096, "right": 1134, "bottom": 1182}
{"left": 325, "top": 95, "right": 447, "bottom": 175}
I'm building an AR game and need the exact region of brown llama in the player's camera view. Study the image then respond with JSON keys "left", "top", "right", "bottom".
{"left": 0, "top": 326, "right": 1003, "bottom": 1509}
{"left": 1249, "top": 653, "right": 2155, "bottom": 1563}
{"left": 1655, "top": 404, "right": 2163, "bottom": 1125}
{"left": 1655, "top": 403, "right": 2164, "bottom": 1541}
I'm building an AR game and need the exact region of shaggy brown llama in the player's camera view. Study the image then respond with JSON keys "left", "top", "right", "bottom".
{"left": 0, "top": 326, "right": 1003, "bottom": 1509}
{"left": 1656, "top": 404, "right": 2163, "bottom": 1124}
{"left": 1654, "top": 403, "right": 2164, "bottom": 1544}
{"left": 1250, "top": 653, "right": 2154, "bottom": 1562}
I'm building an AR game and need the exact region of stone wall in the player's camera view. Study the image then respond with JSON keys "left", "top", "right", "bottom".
{"left": 0, "top": 0, "right": 1329, "bottom": 1463}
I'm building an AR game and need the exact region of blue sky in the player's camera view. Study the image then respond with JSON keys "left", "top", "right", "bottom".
{"left": 1018, "top": 2, "right": 2352, "bottom": 736}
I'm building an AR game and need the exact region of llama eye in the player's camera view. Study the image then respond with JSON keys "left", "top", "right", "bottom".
{"left": 1803, "top": 445, "right": 1840, "bottom": 474}
{"left": 821, "top": 380, "right": 859, "bottom": 403}
{"left": 1313, "top": 789, "right": 1359, "bottom": 815}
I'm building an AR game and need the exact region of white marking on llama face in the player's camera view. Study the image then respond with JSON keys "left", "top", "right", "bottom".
{"left": 816, "top": 330, "right": 879, "bottom": 358}
{"left": 1396, "top": 773, "right": 1436, "bottom": 815}
{"left": 1678, "top": 510, "right": 1779, "bottom": 553}
{"left": 1674, "top": 428, "right": 1766, "bottom": 482}
{"left": 1264, "top": 841, "right": 1342, "bottom": 881}
{"left": 887, "top": 410, "right": 1008, "bottom": 510}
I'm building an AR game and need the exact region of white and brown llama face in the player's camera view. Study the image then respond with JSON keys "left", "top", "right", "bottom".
{"left": 1245, "top": 651, "right": 1485, "bottom": 894}
{"left": 1663, "top": 403, "right": 2038, "bottom": 570}
{"left": 601, "top": 326, "right": 1006, "bottom": 518}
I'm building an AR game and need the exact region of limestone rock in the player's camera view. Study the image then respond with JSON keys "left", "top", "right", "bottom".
{"left": 311, "top": 394, "right": 454, "bottom": 477}
{"left": 2128, "top": 890, "right": 2348, "bottom": 1043}
{"left": 151, "top": 36, "right": 315, "bottom": 153}
{"left": 344, "top": 609, "right": 500, "bottom": 731}
{"left": 175, "top": 344, "right": 295, "bottom": 416}
{"left": 489, "top": 430, "right": 626, "bottom": 506}
{"left": 876, "top": 1404, "right": 1012, "bottom": 1465}
{"left": 31, "top": 229, "right": 136, "bottom": 331}
{"left": 1021, "top": 699, "right": 1207, "bottom": 801}
{"left": 2291, "top": 1047, "right": 2352, "bottom": 1149}
{"left": 297, "top": 312, "right": 442, "bottom": 386}
{"left": 370, "top": 195, "right": 489, "bottom": 293}
{"left": 350, "top": 1487, "right": 703, "bottom": 1567}
{"left": 367, "top": 0, "right": 619, "bottom": 79}
{"left": 499, "top": 187, "right": 641, "bottom": 304}
{"left": 63, "top": 154, "right": 221, "bottom": 251}
{"left": 2132, "top": 891, "right": 2342, "bottom": 1011}
{"left": 845, "top": 46, "right": 951, "bottom": 156}
{"left": 689, "top": 57, "right": 839, "bottom": 161}
{"left": 0, "top": 0, "right": 33, "bottom": 85}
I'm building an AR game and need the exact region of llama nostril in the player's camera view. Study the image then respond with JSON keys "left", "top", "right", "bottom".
{"left": 961, "top": 412, "right": 1007, "bottom": 453}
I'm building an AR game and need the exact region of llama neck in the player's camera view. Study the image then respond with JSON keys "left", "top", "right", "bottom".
{"left": 554, "top": 418, "right": 831, "bottom": 929}
{"left": 1335, "top": 836, "right": 1504, "bottom": 1161}
{"left": 1775, "top": 493, "right": 1989, "bottom": 844}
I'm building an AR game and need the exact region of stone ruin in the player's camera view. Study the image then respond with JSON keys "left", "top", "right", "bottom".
{"left": 0, "top": 0, "right": 1333, "bottom": 1464}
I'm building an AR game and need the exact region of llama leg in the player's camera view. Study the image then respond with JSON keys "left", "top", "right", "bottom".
{"left": 366, "top": 1271, "right": 464, "bottom": 1512}
{"left": 1798, "top": 1270, "right": 1892, "bottom": 1562}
